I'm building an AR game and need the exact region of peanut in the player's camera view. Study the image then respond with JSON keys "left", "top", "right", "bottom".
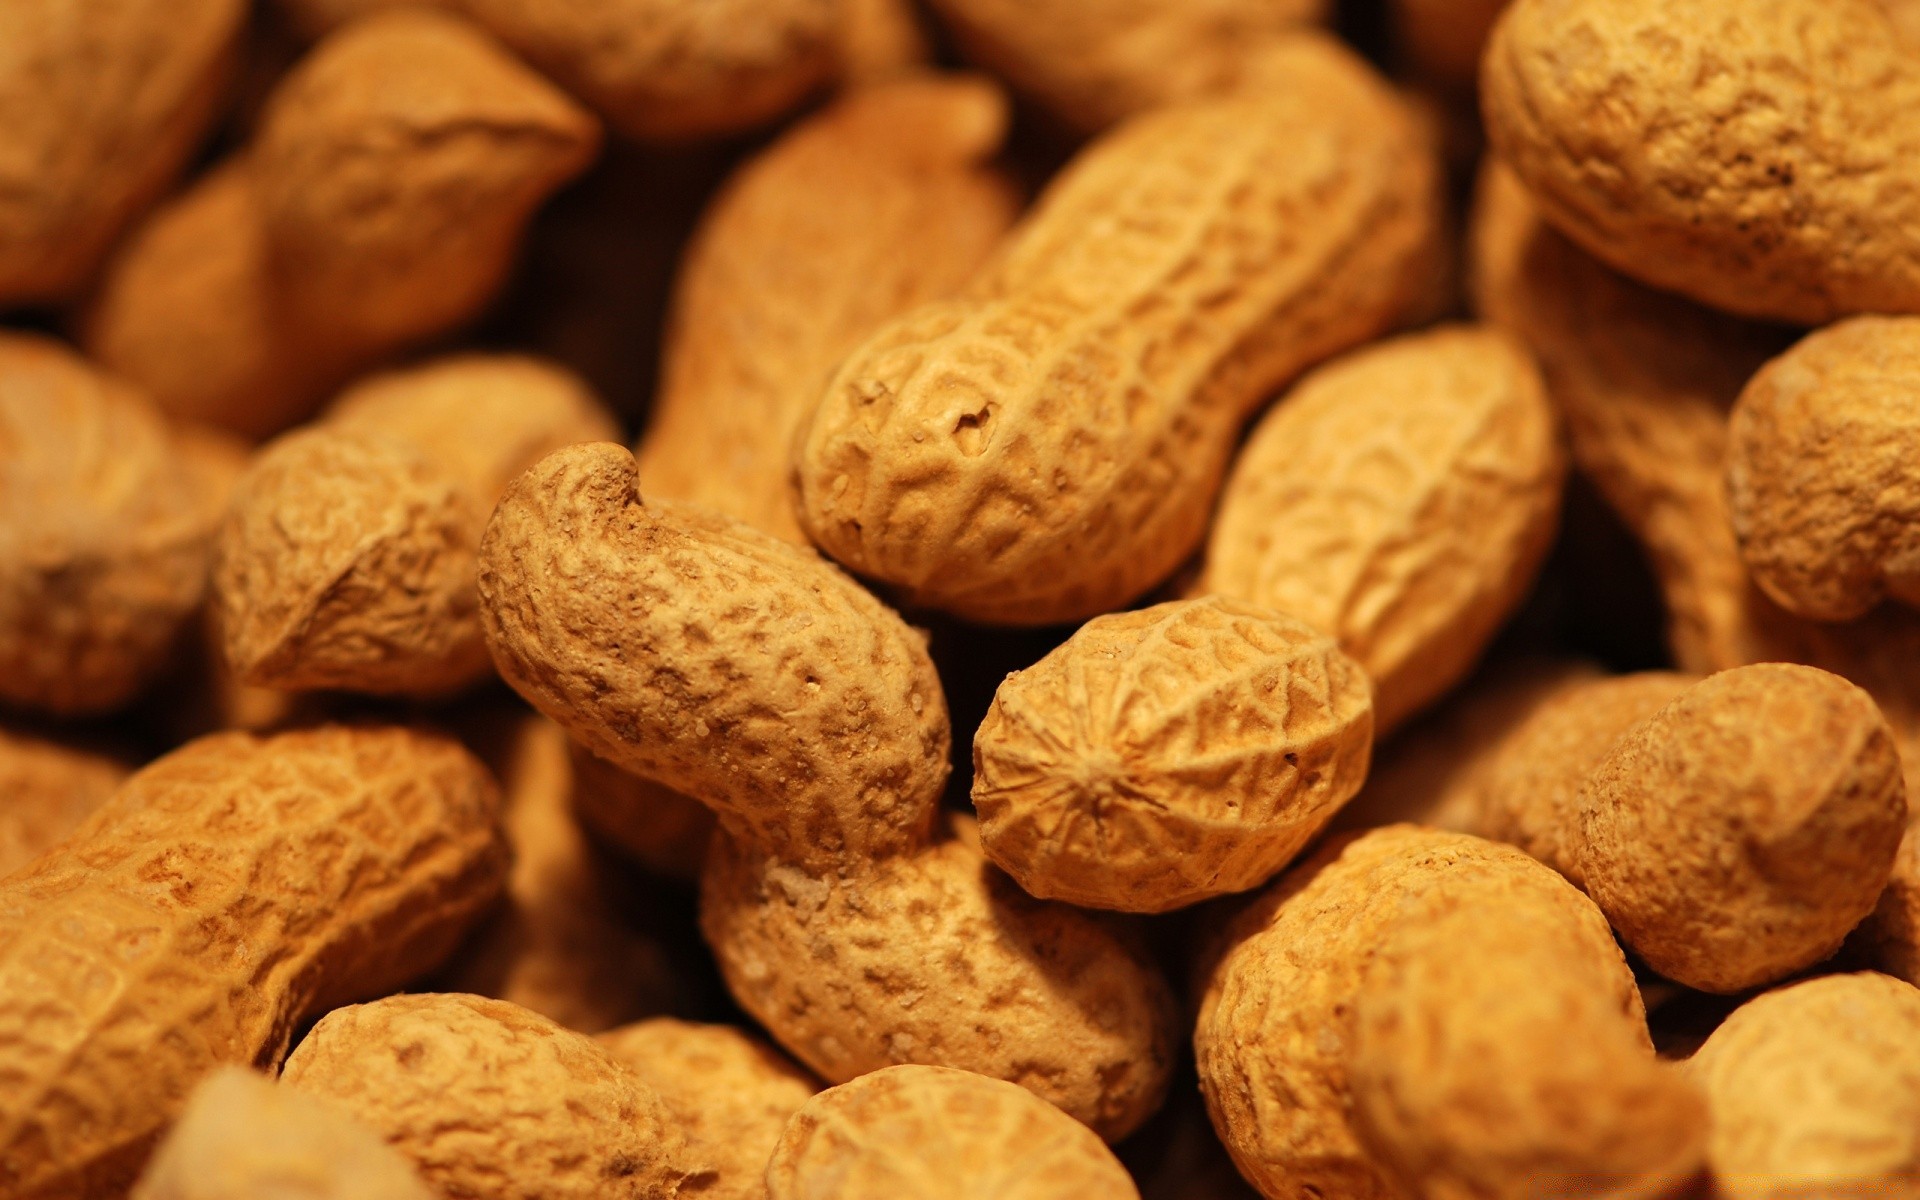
{"left": 600, "top": 1018, "right": 818, "bottom": 1200}
{"left": 636, "top": 74, "right": 1019, "bottom": 543}
{"left": 1687, "top": 972, "right": 1920, "bottom": 1199}
{"left": 0, "top": 0, "right": 244, "bottom": 307}
{"left": 281, "top": 992, "right": 710, "bottom": 1199}
{"left": 1483, "top": 0, "right": 1920, "bottom": 325}
{"left": 0, "top": 725, "right": 506, "bottom": 1199}
{"left": 1201, "top": 324, "right": 1564, "bottom": 733}
{"left": 129, "top": 1067, "right": 432, "bottom": 1200}
{"left": 971, "top": 595, "right": 1374, "bottom": 913}
{"left": 0, "top": 727, "right": 128, "bottom": 878}
{"left": 766, "top": 1064, "right": 1140, "bottom": 1200}
{"left": 0, "top": 333, "right": 242, "bottom": 716}
{"left": 794, "top": 36, "right": 1440, "bottom": 626}
{"left": 1728, "top": 317, "right": 1920, "bottom": 622}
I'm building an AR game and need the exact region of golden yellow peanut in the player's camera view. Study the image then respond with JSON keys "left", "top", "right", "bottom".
{"left": 479, "top": 441, "right": 950, "bottom": 873}
{"left": 919, "top": 0, "right": 1326, "bottom": 132}
{"left": 0, "top": 333, "right": 242, "bottom": 716}
{"left": 700, "top": 816, "right": 1177, "bottom": 1141}
{"left": 1688, "top": 972, "right": 1920, "bottom": 1199}
{"left": 0, "top": 726, "right": 506, "bottom": 1200}
{"left": 600, "top": 1018, "right": 818, "bottom": 1200}
{"left": 438, "top": 714, "right": 684, "bottom": 1032}
{"left": 1577, "top": 664, "right": 1907, "bottom": 993}
{"left": 795, "top": 37, "right": 1439, "bottom": 626}
{"left": 1391, "top": 0, "right": 1508, "bottom": 90}
{"left": 1729, "top": 317, "right": 1920, "bottom": 622}
{"left": 569, "top": 741, "right": 715, "bottom": 884}
{"left": 1483, "top": 0, "right": 1920, "bottom": 325}
{"left": 87, "top": 11, "right": 599, "bottom": 439}
{"left": 1202, "top": 325, "right": 1564, "bottom": 733}
{"left": 0, "top": 727, "right": 128, "bottom": 878}
{"left": 635, "top": 74, "right": 1019, "bottom": 543}
{"left": 0, "top": 0, "right": 243, "bottom": 306}
{"left": 1350, "top": 867, "right": 1706, "bottom": 1200}
{"left": 129, "top": 1067, "right": 432, "bottom": 1200}
{"left": 1887, "top": 0, "right": 1920, "bottom": 43}
{"left": 282, "top": 993, "right": 710, "bottom": 1200}
{"left": 972, "top": 596, "right": 1374, "bottom": 913}
{"left": 766, "top": 1065, "right": 1141, "bottom": 1200}
{"left": 214, "top": 354, "right": 616, "bottom": 696}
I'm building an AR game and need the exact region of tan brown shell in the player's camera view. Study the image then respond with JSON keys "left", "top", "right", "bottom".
{"left": 282, "top": 993, "right": 709, "bottom": 1200}
{"left": 636, "top": 73, "right": 1019, "bottom": 543}
{"left": 0, "top": 333, "right": 240, "bottom": 716}
{"left": 1688, "top": 972, "right": 1920, "bottom": 1199}
{"left": 1483, "top": 0, "right": 1920, "bottom": 325}
{"left": 1202, "top": 324, "right": 1564, "bottom": 733}
{"left": 0, "top": 0, "right": 244, "bottom": 306}
{"left": 767, "top": 1065, "right": 1141, "bottom": 1200}
{"left": 699, "top": 816, "right": 1177, "bottom": 1142}
{"left": 600, "top": 1018, "right": 818, "bottom": 1200}
{"left": 0, "top": 727, "right": 128, "bottom": 879}
{"left": 795, "top": 36, "right": 1440, "bottom": 626}
{"left": 129, "top": 1067, "right": 433, "bottom": 1200}
{"left": 1575, "top": 664, "right": 1908, "bottom": 993}
{"left": 478, "top": 441, "right": 950, "bottom": 874}
{"left": 0, "top": 726, "right": 507, "bottom": 1200}
{"left": 570, "top": 741, "right": 716, "bottom": 885}
{"left": 1729, "top": 317, "right": 1920, "bottom": 622}
{"left": 972, "top": 596, "right": 1373, "bottom": 913}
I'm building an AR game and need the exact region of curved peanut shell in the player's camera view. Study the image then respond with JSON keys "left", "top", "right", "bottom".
{"left": 478, "top": 442, "right": 950, "bottom": 874}
{"left": 1688, "top": 972, "right": 1920, "bottom": 1199}
{"left": 0, "top": 728, "right": 128, "bottom": 879}
{"left": 1483, "top": 0, "right": 1920, "bottom": 325}
{"left": 636, "top": 74, "right": 1019, "bottom": 543}
{"left": 767, "top": 1065, "right": 1141, "bottom": 1200}
{"left": 0, "top": 726, "right": 507, "bottom": 1200}
{"left": 0, "top": 334, "right": 240, "bottom": 716}
{"left": 1574, "top": 664, "right": 1908, "bottom": 993}
{"left": 1203, "top": 324, "right": 1564, "bottom": 733}
{"left": 972, "top": 596, "right": 1373, "bottom": 913}
{"left": 1729, "top": 317, "right": 1920, "bottom": 622}
{"left": 795, "top": 36, "right": 1440, "bottom": 626}
{"left": 0, "top": 0, "right": 243, "bottom": 306}
{"left": 699, "top": 817, "right": 1177, "bottom": 1142}
{"left": 920, "top": 0, "right": 1326, "bottom": 132}
{"left": 282, "top": 993, "right": 708, "bottom": 1200}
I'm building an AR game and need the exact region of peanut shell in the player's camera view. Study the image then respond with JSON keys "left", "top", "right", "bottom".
{"left": 0, "top": 728, "right": 128, "bottom": 879}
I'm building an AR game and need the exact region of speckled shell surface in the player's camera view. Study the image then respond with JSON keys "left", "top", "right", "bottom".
{"left": 972, "top": 596, "right": 1373, "bottom": 913}
{"left": 282, "top": 993, "right": 707, "bottom": 1200}
{"left": 0, "top": 726, "right": 507, "bottom": 1200}
{"left": 601, "top": 1018, "right": 818, "bottom": 1200}
{"left": 1483, "top": 0, "right": 1920, "bottom": 325}
{"left": 1729, "top": 317, "right": 1920, "bottom": 621}
{"left": 478, "top": 441, "right": 950, "bottom": 873}
{"left": 795, "top": 36, "right": 1440, "bottom": 626}
{"left": 0, "top": 728, "right": 128, "bottom": 878}
{"left": 766, "top": 1065, "right": 1141, "bottom": 1199}
{"left": 1575, "top": 664, "right": 1908, "bottom": 993}
{"left": 699, "top": 818, "right": 1177, "bottom": 1142}
{"left": 1688, "top": 972, "right": 1920, "bottom": 1200}
{"left": 1202, "top": 324, "right": 1564, "bottom": 733}
{"left": 636, "top": 74, "right": 1018, "bottom": 544}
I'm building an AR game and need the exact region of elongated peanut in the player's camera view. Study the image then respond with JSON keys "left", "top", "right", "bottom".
{"left": 1576, "top": 664, "right": 1907, "bottom": 993}
{"left": 1688, "top": 972, "right": 1920, "bottom": 1199}
{"left": 130, "top": 1067, "right": 432, "bottom": 1200}
{"left": 1483, "top": 0, "right": 1920, "bottom": 325}
{"left": 1729, "top": 317, "right": 1920, "bottom": 622}
{"left": 795, "top": 36, "right": 1440, "bottom": 626}
{"left": 0, "top": 0, "right": 244, "bottom": 306}
{"left": 600, "top": 1018, "right": 818, "bottom": 1200}
{"left": 0, "top": 333, "right": 242, "bottom": 716}
{"left": 282, "top": 993, "right": 710, "bottom": 1200}
{"left": 636, "top": 74, "right": 1019, "bottom": 543}
{"left": 767, "top": 1065, "right": 1140, "bottom": 1200}
{"left": 0, "top": 727, "right": 128, "bottom": 878}
{"left": 1202, "top": 324, "right": 1564, "bottom": 732}
{"left": 0, "top": 726, "right": 507, "bottom": 1200}
{"left": 972, "top": 596, "right": 1374, "bottom": 912}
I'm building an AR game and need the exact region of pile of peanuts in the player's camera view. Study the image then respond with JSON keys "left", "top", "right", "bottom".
{"left": 6, "top": 0, "right": 1920, "bottom": 1196}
